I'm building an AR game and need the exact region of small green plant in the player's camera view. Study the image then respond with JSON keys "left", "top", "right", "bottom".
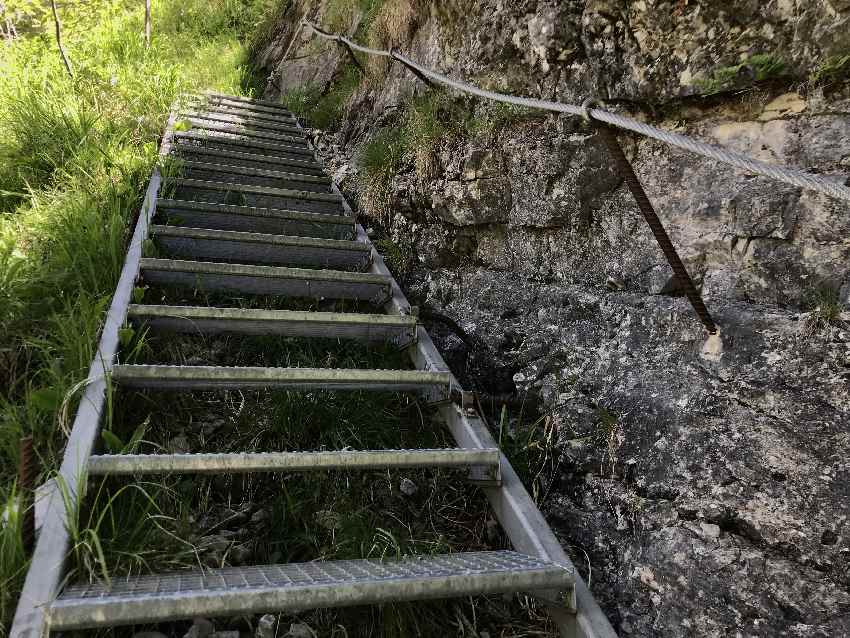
{"left": 696, "top": 54, "right": 787, "bottom": 95}
{"left": 375, "top": 238, "right": 412, "bottom": 276}
{"left": 810, "top": 53, "right": 850, "bottom": 87}
{"left": 804, "top": 282, "right": 844, "bottom": 332}
{"left": 496, "top": 404, "right": 560, "bottom": 503}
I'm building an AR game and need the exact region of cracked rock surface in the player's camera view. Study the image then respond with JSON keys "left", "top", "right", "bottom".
{"left": 257, "top": 1, "right": 850, "bottom": 636}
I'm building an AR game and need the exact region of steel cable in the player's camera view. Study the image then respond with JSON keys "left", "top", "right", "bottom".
{"left": 304, "top": 20, "right": 850, "bottom": 203}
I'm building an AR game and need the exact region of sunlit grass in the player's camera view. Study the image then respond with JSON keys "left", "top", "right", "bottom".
{"left": 0, "top": 0, "right": 284, "bottom": 630}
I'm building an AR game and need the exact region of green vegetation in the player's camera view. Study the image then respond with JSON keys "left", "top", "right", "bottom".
{"left": 324, "top": 0, "right": 386, "bottom": 33}
{"left": 696, "top": 53, "right": 788, "bottom": 95}
{"left": 804, "top": 282, "right": 845, "bottom": 332}
{"left": 0, "top": 0, "right": 283, "bottom": 630}
{"left": 358, "top": 126, "right": 412, "bottom": 219}
{"left": 810, "top": 53, "right": 850, "bottom": 87}
{"left": 355, "top": 92, "right": 539, "bottom": 219}
{"left": 280, "top": 65, "right": 362, "bottom": 129}
{"left": 356, "top": 93, "right": 470, "bottom": 219}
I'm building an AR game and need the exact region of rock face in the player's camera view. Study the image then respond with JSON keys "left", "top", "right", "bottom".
{"left": 255, "top": 1, "right": 850, "bottom": 636}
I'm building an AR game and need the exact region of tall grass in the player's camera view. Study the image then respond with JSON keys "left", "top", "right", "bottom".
{"left": 0, "top": 0, "right": 285, "bottom": 631}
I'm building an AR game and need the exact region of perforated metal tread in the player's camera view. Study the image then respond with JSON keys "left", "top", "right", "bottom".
{"left": 171, "top": 145, "right": 325, "bottom": 174}
{"left": 150, "top": 225, "right": 371, "bottom": 269}
{"left": 180, "top": 110, "right": 303, "bottom": 135}
{"left": 173, "top": 132, "right": 315, "bottom": 158}
{"left": 179, "top": 160, "right": 331, "bottom": 187}
{"left": 111, "top": 365, "right": 453, "bottom": 395}
{"left": 200, "top": 91, "right": 295, "bottom": 113}
{"left": 171, "top": 178, "right": 342, "bottom": 203}
{"left": 182, "top": 118, "right": 308, "bottom": 145}
{"left": 189, "top": 101, "right": 299, "bottom": 124}
{"left": 50, "top": 551, "right": 572, "bottom": 630}
{"left": 156, "top": 198, "right": 354, "bottom": 239}
{"left": 127, "top": 305, "right": 417, "bottom": 344}
{"left": 140, "top": 258, "right": 391, "bottom": 304}
{"left": 87, "top": 448, "right": 500, "bottom": 475}
{"left": 170, "top": 178, "right": 345, "bottom": 215}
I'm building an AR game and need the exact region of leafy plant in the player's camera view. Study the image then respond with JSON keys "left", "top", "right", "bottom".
{"left": 810, "top": 53, "right": 850, "bottom": 87}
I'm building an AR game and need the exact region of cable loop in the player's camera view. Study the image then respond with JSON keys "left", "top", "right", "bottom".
{"left": 581, "top": 97, "right": 604, "bottom": 123}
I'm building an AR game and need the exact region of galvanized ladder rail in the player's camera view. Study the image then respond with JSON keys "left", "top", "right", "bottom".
{"left": 9, "top": 93, "right": 612, "bottom": 638}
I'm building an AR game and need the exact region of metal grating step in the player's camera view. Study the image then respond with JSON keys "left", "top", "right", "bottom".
{"left": 110, "top": 365, "right": 453, "bottom": 395}
{"left": 155, "top": 199, "right": 355, "bottom": 239}
{"left": 169, "top": 178, "right": 344, "bottom": 215}
{"left": 179, "top": 160, "right": 331, "bottom": 192}
{"left": 87, "top": 448, "right": 500, "bottom": 475}
{"left": 181, "top": 110, "right": 303, "bottom": 135}
{"left": 181, "top": 118, "right": 308, "bottom": 145}
{"left": 173, "top": 132, "right": 314, "bottom": 160}
{"left": 150, "top": 226, "right": 371, "bottom": 269}
{"left": 127, "top": 305, "right": 417, "bottom": 345}
{"left": 50, "top": 551, "right": 574, "bottom": 630}
{"left": 172, "top": 145, "right": 325, "bottom": 175}
{"left": 139, "top": 258, "right": 391, "bottom": 303}
{"left": 168, "top": 177, "right": 346, "bottom": 214}
{"left": 191, "top": 100, "right": 298, "bottom": 123}
{"left": 202, "top": 91, "right": 294, "bottom": 112}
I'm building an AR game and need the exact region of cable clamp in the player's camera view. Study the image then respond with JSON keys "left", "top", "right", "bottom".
{"left": 581, "top": 97, "right": 603, "bottom": 123}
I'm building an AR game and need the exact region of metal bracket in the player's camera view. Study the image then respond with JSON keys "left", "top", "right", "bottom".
{"left": 534, "top": 585, "right": 578, "bottom": 613}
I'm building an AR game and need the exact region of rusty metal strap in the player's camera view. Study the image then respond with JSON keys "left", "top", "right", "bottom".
{"left": 589, "top": 119, "right": 718, "bottom": 334}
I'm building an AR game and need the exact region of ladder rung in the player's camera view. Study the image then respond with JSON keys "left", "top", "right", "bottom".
{"left": 139, "top": 258, "right": 391, "bottom": 303}
{"left": 202, "top": 91, "right": 294, "bottom": 111}
{"left": 173, "top": 132, "right": 315, "bottom": 158}
{"left": 178, "top": 162, "right": 330, "bottom": 194}
{"left": 172, "top": 178, "right": 341, "bottom": 204}
{"left": 110, "top": 365, "right": 453, "bottom": 393}
{"left": 155, "top": 199, "right": 354, "bottom": 239}
{"left": 50, "top": 551, "right": 574, "bottom": 630}
{"left": 181, "top": 110, "right": 303, "bottom": 135}
{"left": 182, "top": 118, "right": 308, "bottom": 145}
{"left": 87, "top": 448, "right": 500, "bottom": 475}
{"left": 179, "top": 160, "right": 330, "bottom": 186}
{"left": 170, "top": 178, "right": 343, "bottom": 216}
{"left": 150, "top": 226, "right": 370, "bottom": 269}
{"left": 172, "top": 145, "right": 324, "bottom": 174}
{"left": 191, "top": 99, "right": 298, "bottom": 123}
{"left": 127, "top": 305, "right": 417, "bottom": 344}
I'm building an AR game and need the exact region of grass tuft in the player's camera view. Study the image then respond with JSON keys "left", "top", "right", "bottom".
{"left": 357, "top": 125, "right": 410, "bottom": 220}
{"left": 803, "top": 282, "right": 845, "bottom": 333}
{"left": 810, "top": 53, "right": 850, "bottom": 88}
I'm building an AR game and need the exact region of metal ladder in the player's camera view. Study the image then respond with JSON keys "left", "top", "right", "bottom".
{"left": 11, "top": 93, "right": 616, "bottom": 638}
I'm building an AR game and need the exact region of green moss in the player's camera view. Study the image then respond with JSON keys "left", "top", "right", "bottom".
{"left": 696, "top": 53, "right": 787, "bottom": 95}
